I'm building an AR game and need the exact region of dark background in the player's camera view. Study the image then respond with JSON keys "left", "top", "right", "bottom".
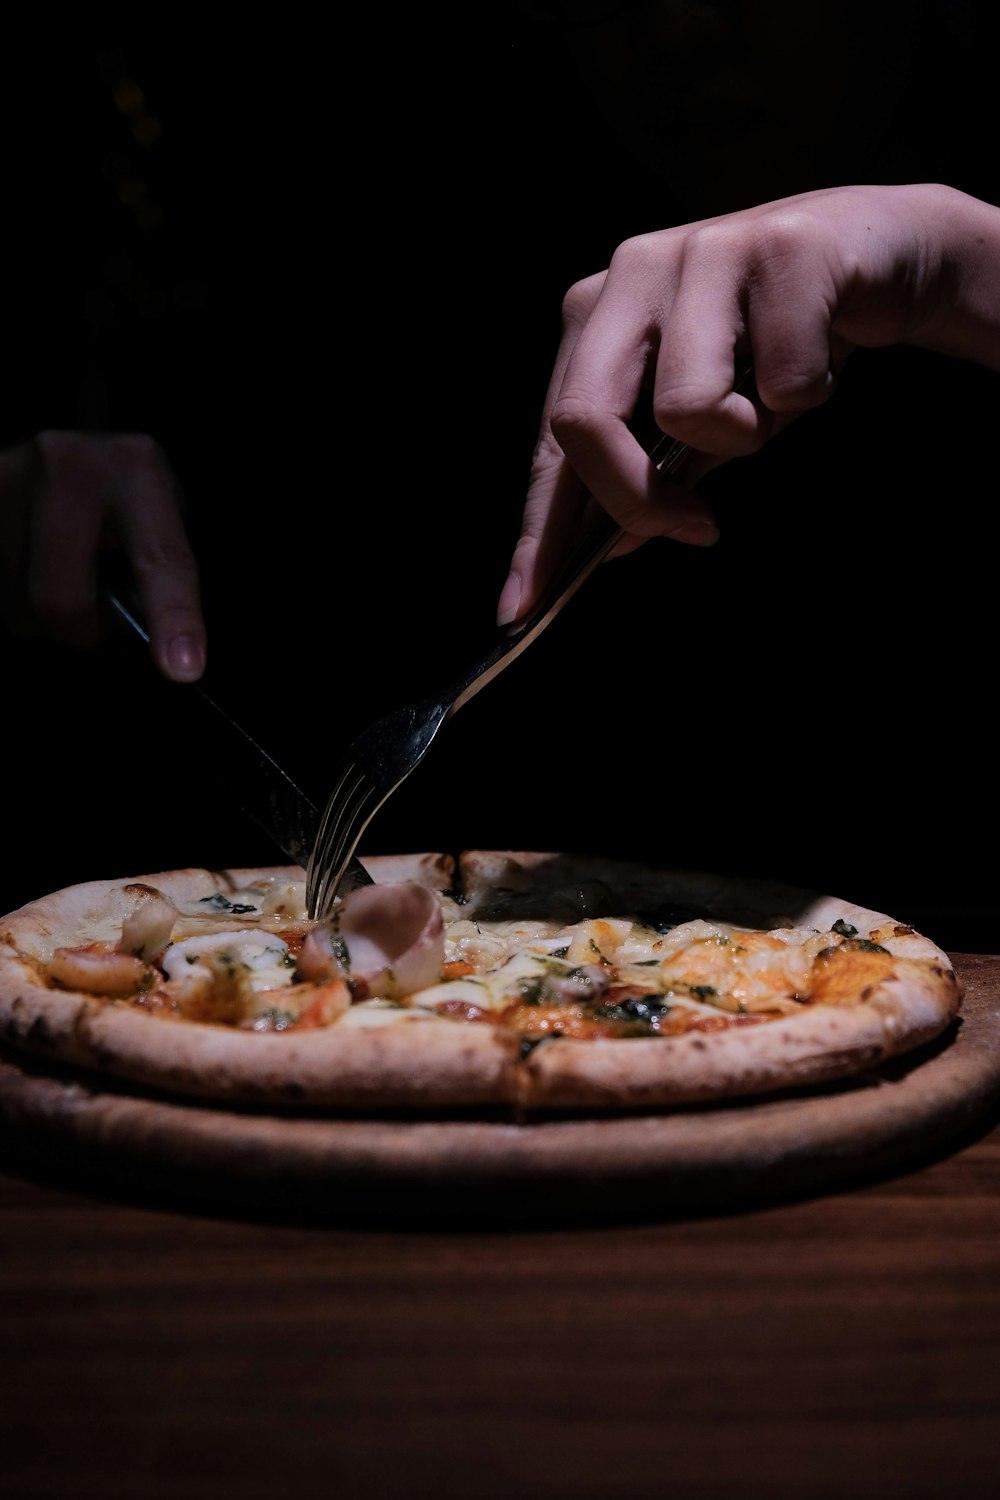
{"left": 2, "top": 13, "right": 999, "bottom": 952}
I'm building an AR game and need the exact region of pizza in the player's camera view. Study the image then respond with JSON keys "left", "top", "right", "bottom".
{"left": 0, "top": 851, "right": 963, "bottom": 1116}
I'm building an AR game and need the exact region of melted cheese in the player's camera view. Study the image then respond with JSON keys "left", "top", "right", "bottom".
{"left": 95, "top": 878, "right": 929, "bottom": 1035}
{"left": 172, "top": 881, "right": 308, "bottom": 937}
{"left": 162, "top": 930, "right": 296, "bottom": 992}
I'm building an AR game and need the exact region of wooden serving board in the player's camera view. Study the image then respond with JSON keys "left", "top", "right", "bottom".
{"left": 1, "top": 953, "right": 998, "bottom": 1224}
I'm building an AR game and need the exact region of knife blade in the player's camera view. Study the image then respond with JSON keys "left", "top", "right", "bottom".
{"left": 103, "top": 589, "right": 373, "bottom": 895}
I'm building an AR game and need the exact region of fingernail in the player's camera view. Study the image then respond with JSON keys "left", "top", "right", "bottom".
{"left": 497, "top": 571, "right": 521, "bottom": 626}
{"left": 166, "top": 635, "right": 205, "bottom": 681}
{"left": 671, "top": 521, "right": 720, "bottom": 547}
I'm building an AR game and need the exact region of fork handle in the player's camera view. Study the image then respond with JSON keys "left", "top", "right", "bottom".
{"left": 445, "top": 428, "right": 697, "bottom": 716}
{"left": 446, "top": 507, "right": 624, "bottom": 714}
{"left": 445, "top": 361, "right": 758, "bottom": 716}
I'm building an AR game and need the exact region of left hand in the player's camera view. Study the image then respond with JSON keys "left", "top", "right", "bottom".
{"left": 0, "top": 429, "right": 206, "bottom": 681}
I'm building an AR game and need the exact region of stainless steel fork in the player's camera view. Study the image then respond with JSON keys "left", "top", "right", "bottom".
{"left": 306, "top": 430, "right": 699, "bottom": 918}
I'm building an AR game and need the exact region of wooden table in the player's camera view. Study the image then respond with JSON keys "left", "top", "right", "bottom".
{"left": 3, "top": 956, "right": 1000, "bottom": 1500}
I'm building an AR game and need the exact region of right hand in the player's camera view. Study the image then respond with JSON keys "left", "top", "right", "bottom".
{"left": 0, "top": 430, "right": 206, "bottom": 682}
{"left": 499, "top": 182, "right": 1000, "bottom": 625}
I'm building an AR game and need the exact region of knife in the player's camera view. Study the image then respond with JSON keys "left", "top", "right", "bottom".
{"left": 103, "top": 588, "right": 374, "bottom": 895}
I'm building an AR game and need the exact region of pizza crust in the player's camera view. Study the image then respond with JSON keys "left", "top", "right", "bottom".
{"left": 516, "top": 961, "right": 960, "bottom": 1110}
{"left": 0, "top": 956, "right": 519, "bottom": 1111}
{"left": 0, "top": 853, "right": 963, "bottom": 1115}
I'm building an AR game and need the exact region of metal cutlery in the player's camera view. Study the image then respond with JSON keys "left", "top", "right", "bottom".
{"left": 104, "top": 588, "right": 374, "bottom": 893}
{"left": 305, "top": 427, "right": 701, "bottom": 919}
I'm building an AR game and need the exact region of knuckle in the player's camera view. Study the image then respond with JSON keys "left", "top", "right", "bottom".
{"left": 33, "top": 429, "right": 81, "bottom": 467}
{"left": 549, "top": 395, "right": 601, "bottom": 456}
{"left": 608, "top": 231, "right": 662, "bottom": 275}
{"left": 653, "top": 380, "right": 712, "bottom": 428}
{"left": 32, "top": 428, "right": 170, "bottom": 485}
{"left": 131, "top": 537, "right": 197, "bottom": 579}
{"left": 107, "top": 432, "right": 168, "bottom": 471}
{"left": 528, "top": 428, "right": 566, "bottom": 483}
{"left": 33, "top": 428, "right": 71, "bottom": 453}
{"left": 757, "top": 365, "right": 832, "bottom": 412}
{"left": 652, "top": 382, "right": 726, "bottom": 447}
{"left": 560, "top": 271, "right": 604, "bottom": 330}
{"left": 752, "top": 209, "right": 817, "bottom": 259}
{"left": 746, "top": 221, "right": 823, "bottom": 303}
{"left": 31, "top": 430, "right": 100, "bottom": 494}
{"left": 652, "top": 383, "right": 758, "bottom": 456}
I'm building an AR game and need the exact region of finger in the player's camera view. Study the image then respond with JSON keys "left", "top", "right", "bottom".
{"left": 499, "top": 436, "right": 592, "bottom": 624}
{"left": 744, "top": 263, "right": 839, "bottom": 417}
{"left": 27, "top": 431, "right": 108, "bottom": 648}
{"left": 661, "top": 210, "right": 840, "bottom": 450}
{"left": 546, "top": 239, "right": 721, "bottom": 542}
{"left": 741, "top": 209, "right": 843, "bottom": 417}
{"left": 106, "top": 435, "right": 206, "bottom": 682}
{"left": 650, "top": 222, "right": 768, "bottom": 456}
{"left": 28, "top": 431, "right": 206, "bottom": 680}
{"left": 499, "top": 274, "right": 606, "bottom": 623}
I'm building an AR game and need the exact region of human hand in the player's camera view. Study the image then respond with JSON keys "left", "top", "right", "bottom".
{"left": 0, "top": 430, "right": 206, "bottom": 681}
{"left": 498, "top": 183, "right": 1000, "bottom": 623}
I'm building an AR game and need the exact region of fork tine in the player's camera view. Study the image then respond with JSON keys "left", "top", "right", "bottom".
{"left": 307, "top": 764, "right": 384, "bottom": 919}
{"left": 306, "top": 762, "right": 360, "bottom": 916}
{"left": 309, "top": 762, "right": 366, "bottom": 868}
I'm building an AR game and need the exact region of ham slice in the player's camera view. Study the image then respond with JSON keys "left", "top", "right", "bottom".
{"left": 298, "top": 882, "right": 444, "bottom": 1000}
